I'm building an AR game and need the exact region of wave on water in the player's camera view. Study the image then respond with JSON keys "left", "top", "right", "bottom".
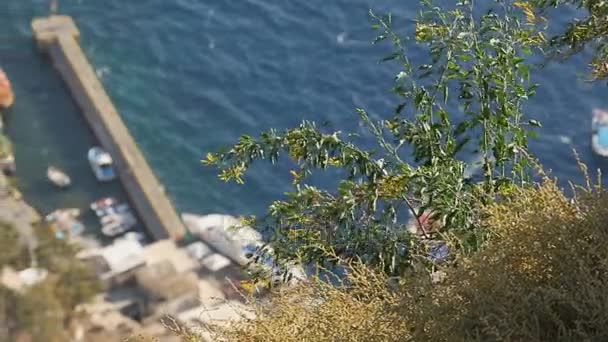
{"left": 558, "top": 135, "right": 573, "bottom": 145}
{"left": 95, "top": 66, "right": 110, "bottom": 79}
{"left": 336, "top": 32, "right": 347, "bottom": 45}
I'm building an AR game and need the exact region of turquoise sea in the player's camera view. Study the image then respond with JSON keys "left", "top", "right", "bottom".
{"left": 1, "top": 1, "right": 607, "bottom": 230}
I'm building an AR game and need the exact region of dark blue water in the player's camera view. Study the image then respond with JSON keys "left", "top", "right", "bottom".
{"left": 2, "top": 1, "right": 606, "bottom": 222}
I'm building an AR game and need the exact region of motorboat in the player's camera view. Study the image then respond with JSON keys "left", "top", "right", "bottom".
{"left": 88, "top": 147, "right": 116, "bottom": 181}
{"left": 101, "top": 212, "right": 137, "bottom": 238}
{"left": 90, "top": 197, "right": 117, "bottom": 212}
{"left": 45, "top": 208, "right": 80, "bottom": 223}
{"left": 0, "top": 68, "right": 14, "bottom": 109}
{"left": 90, "top": 197, "right": 130, "bottom": 217}
{"left": 181, "top": 213, "right": 306, "bottom": 284}
{"left": 47, "top": 166, "right": 71, "bottom": 188}
{"left": 97, "top": 203, "right": 130, "bottom": 218}
{"left": 90, "top": 196, "right": 137, "bottom": 237}
{"left": 45, "top": 208, "right": 85, "bottom": 240}
{"left": 181, "top": 213, "right": 262, "bottom": 266}
{"left": 592, "top": 109, "right": 608, "bottom": 157}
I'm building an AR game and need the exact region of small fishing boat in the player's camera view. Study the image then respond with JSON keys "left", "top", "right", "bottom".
{"left": 88, "top": 147, "right": 116, "bottom": 182}
{"left": 90, "top": 197, "right": 131, "bottom": 217}
{"left": 90, "top": 196, "right": 138, "bottom": 237}
{"left": 97, "top": 203, "right": 130, "bottom": 218}
{"left": 182, "top": 213, "right": 307, "bottom": 285}
{"left": 45, "top": 208, "right": 85, "bottom": 239}
{"left": 592, "top": 109, "right": 608, "bottom": 157}
{"left": 101, "top": 212, "right": 137, "bottom": 237}
{"left": 47, "top": 166, "right": 71, "bottom": 188}
{"left": 90, "top": 196, "right": 117, "bottom": 214}
{"left": 45, "top": 208, "right": 80, "bottom": 223}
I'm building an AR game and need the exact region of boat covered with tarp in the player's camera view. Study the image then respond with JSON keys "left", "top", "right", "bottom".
{"left": 47, "top": 166, "right": 71, "bottom": 188}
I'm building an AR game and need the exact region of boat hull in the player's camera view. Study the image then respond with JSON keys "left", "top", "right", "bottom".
{"left": 47, "top": 167, "right": 71, "bottom": 188}
{"left": 88, "top": 147, "right": 116, "bottom": 182}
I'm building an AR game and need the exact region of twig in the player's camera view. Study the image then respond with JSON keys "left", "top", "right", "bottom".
{"left": 402, "top": 195, "right": 430, "bottom": 239}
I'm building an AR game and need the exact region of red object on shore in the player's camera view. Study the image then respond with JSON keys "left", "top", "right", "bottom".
{"left": 407, "top": 210, "right": 437, "bottom": 236}
{"left": 0, "top": 68, "right": 14, "bottom": 109}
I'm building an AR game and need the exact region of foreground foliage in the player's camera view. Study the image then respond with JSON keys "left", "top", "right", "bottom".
{"left": 198, "top": 2, "right": 608, "bottom": 339}
{"left": 0, "top": 222, "right": 100, "bottom": 341}
{"left": 205, "top": 0, "right": 544, "bottom": 276}
{"left": 204, "top": 180, "right": 608, "bottom": 341}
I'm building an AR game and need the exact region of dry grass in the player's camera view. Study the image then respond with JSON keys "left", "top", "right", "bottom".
{"left": 196, "top": 179, "right": 608, "bottom": 341}
{"left": 203, "top": 266, "right": 410, "bottom": 342}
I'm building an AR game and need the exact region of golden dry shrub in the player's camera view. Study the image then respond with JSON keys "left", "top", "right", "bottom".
{"left": 205, "top": 266, "right": 412, "bottom": 342}
{"left": 205, "top": 180, "right": 608, "bottom": 341}
{"left": 410, "top": 180, "right": 608, "bottom": 341}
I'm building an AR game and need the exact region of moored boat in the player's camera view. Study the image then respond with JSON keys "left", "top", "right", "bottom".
{"left": 90, "top": 197, "right": 131, "bottom": 217}
{"left": 45, "top": 208, "right": 85, "bottom": 240}
{"left": 88, "top": 147, "right": 116, "bottom": 182}
{"left": 91, "top": 196, "right": 138, "bottom": 237}
{"left": 181, "top": 213, "right": 262, "bottom": 266}
{"left": 101, "top": 212, "right": 137, "bottom": 238}
{"left": 181, "top": 213, "right": 306, "bottom": 285}
{"left": 90, "top": 196, "right": 117, "bottom": 215}
{"left": 47, "top": 166, "right": 71, "bottom": 188}
{"left": 45, "top": 208, "right": 80, "bottom": 222}
{"left": 592, "top": 109, "right": 608, "bottom": 157}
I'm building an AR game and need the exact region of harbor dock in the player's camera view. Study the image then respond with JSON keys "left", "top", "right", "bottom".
{"left": 31, "top": 16, "right": 186, "bottom": 241}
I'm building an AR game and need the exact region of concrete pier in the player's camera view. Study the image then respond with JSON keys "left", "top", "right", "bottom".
{"left": 32, "top": 16, "right": 186, "bottom": 241}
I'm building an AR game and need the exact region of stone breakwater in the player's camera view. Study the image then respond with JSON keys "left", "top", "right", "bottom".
{"left": 31, "top": 15, "right": 186, "bottom": 241}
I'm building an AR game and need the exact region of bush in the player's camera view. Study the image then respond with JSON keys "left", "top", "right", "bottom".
{"left": 0, "top": 220, "right": 22, "bottom": 266}
{"left": 203, "top": 266, "right": 410, "bottom": 342}
{"left": 0, "top": 134, "right": 12, "bottom": 159}
{"left": 15, "top": 280, "right": 68, "bottom": 342}
{"left": 202, "top": 180, "right": 608, "bottom": 341}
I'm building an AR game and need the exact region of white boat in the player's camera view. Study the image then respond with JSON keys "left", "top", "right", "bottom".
{"left": 181, "top": 213, "right": 306, "bottom": 284}
{"left": 90, "top": 197, "right": 130, "bottom": 217}
{"left": 101, "top": 212, "right": 137, "bottom": 238}
{"left": 90, "top": 197, "right": 117, "bottom": 212}
{"left": 98, "top": 203, "right": 130, "bottom": 218}
{"left": 181, "top": 213, "right": 262, "bottom": 266}
{"left": 47, "top": 166, "right": 71, "bottom": 188}
{"left": 592, "top": 109, "right": 608, "bottom": 157}
{"left": 88, "top": 147, "right": 116, "bottom": 182}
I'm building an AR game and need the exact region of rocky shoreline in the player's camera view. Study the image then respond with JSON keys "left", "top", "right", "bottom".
{"left": 0, "top": 172, "right": 40, "bottom": 256}
{"left": 0, "top": 107, "right": 38, "bottom": 255}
